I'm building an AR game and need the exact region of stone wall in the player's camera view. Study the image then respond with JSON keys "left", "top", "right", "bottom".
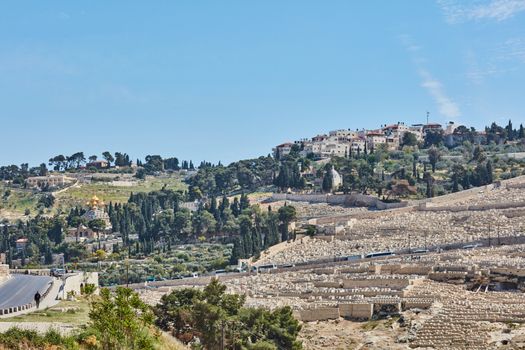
{"left": 299, "top": 307, "right": 340, "bottom": 321}
{"left": 61, "top": 272, "right": 99, "bottom": 298}
{"left": 375, "top": 264, "right": 433, "bottom": 275}
{"left": 0, "top": 264, "right": 9, "bottom": 283}
{"left": 343, "top": 277, "right": 412, "bottom": 290}
{"left": 418, "top": 201, "right": 525, "bottom": 213}
{"left": 491, "top": 267, "right": 525, "bottom": 277}
{"left": 339, "top": 303, "right": 374, "bottom": 319}
{"left": 298, "top": 303, "right": 374, "bottom": 321}
{"left": 313, "top": 281, "right": 342, "bottom": 288}
{"left": 412, "top": 175, "right": 525, "bottom": 207}
{"left": 268, "top": 193, "right": 407, "bottom": 210}
{"left": 412, "top": 184, "right": 495, "bottom": 207}
{"left": 402, "top": 299, "right": 434, "bottom": 310}
{"left": 314, "top": 205, "right": 415, "bottom": 225}
{"left": 507, "top": 182, "right": 525, "bottom": 189}
{"left": 428, "top": 271, "right": 467, "bottom": 282}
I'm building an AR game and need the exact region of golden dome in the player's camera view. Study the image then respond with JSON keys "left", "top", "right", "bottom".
{"left": 87, "top": 195, "right": 104, "bottom": 208}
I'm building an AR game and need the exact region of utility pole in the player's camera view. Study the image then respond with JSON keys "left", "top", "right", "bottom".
{"left": 426, "top": 111, "right": 429, "bottom": 125}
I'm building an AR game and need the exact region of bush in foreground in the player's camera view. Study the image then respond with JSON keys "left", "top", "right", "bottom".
{"left": 154, "top": 278, "right": 303, "bottom": 350}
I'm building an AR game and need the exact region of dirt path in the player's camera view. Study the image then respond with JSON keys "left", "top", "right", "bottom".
{"left": 0, "top": 321, "right": 76, "bottom": 335}
{"left": 52, "top": 179, "right": 80, "bottom": 196}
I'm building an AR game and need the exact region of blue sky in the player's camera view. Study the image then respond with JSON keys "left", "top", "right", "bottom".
{"left": 1, "top": 1, "right": 524, "bottom": 166}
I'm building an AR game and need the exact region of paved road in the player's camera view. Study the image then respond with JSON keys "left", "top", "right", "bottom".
{"left": 0, "top": 275, "right": 52, "bottom": 309}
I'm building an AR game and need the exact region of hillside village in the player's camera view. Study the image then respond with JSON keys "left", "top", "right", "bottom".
{"left": 273, "top": 121, "right": 504, "bottom": 159}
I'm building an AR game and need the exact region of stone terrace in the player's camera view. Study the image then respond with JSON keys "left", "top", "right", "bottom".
{"left": 257, "top": 205, "right": 525, "bottom": 266}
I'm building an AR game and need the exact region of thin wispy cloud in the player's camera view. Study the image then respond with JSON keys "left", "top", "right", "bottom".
{"left": 497, "top": 38, "right": 525, "bottom": 62}
{"left": 464, "top": 49, "right": 517, "bottom": 84}
{"left": 419, "top": 70, "right": 461, "bottom": 118}
{"left": 400, "top": 35, "right": 461, "bottom": 119}
{"left": 437, "top": 0, "right": 525, "bottom": 23}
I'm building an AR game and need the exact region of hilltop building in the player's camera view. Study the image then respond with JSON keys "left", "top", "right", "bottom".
{"left": 26, "top": 175, "right": 75, "bottom": 189}
{"left": 86, "top": 160, "right": 109, "bottom": 169}
{"left": 272, "top": 143, "right": 294, "bottom": 159}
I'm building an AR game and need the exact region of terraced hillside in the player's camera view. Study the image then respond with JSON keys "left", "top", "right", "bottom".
{"left": 0, "top": 174, "right": 187, "bottom": 221}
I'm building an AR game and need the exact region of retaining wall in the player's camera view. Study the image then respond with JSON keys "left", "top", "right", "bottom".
{"left": 62, "top": 272, "right": 99, "bottom": 298}
{"left": 314, "top": 206, "right": 415, "bottom": 226}
{"left": 418, "top": 201, "right": 525, "bottom": 213}
{"left": 428, "top": 271, "right": 467, "bottom": 282}
{"left": 299, "top": 307, "right": 340, "bottom": 322}
{"left": 402, "top": 299, "right": 434, "bottom": 310}
{"left": 269, "top": 193, "right": 407, "bottom": 210}
{"left": 339, "top": 303, "right": 374, "bottom": 319}
{"left": 343, "top": 278, "right": 411, "bottom": 290}
{"left": 375, "top": 264, "right": 433, "bottom": 275}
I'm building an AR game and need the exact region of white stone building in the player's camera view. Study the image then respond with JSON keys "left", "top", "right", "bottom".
{"left": 26, "top": 175, "right": 75, "bottom": 189}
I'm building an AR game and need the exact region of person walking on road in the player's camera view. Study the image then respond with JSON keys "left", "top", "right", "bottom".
{"left": 34, "top": 291, "right": 41, "bottom": 308}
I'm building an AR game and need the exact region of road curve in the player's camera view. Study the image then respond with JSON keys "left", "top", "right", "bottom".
{"left": 0, "top": 275, "right": 52, "bottom": 309}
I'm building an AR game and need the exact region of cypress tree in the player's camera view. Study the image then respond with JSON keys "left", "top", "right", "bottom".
{"left": 486, "top": 160, "right": 493, "bottom": 184}
{"left": 231, "top": 197, "right": 240, "bottom": 217}
{"left": 209, "top": 196, "right": 218, "bottom": 216}
{"left": 230, "top": 238, "right": 245, "bottom": 264}
{"left": 424, "top": 172, "right": 433, "bottom": 198}
{"left": 506, "top": 120, "right": 514, "bottom": 140}
{"left": 240, "top": 193, "right": 250, "bottom": 210}
{"left": 240, "top": 216, "right": 253, "bottom": 257}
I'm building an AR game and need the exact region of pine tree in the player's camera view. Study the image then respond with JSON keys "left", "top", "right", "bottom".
{"left": 519, "top": 124, "right": 524, "bottom": 139}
